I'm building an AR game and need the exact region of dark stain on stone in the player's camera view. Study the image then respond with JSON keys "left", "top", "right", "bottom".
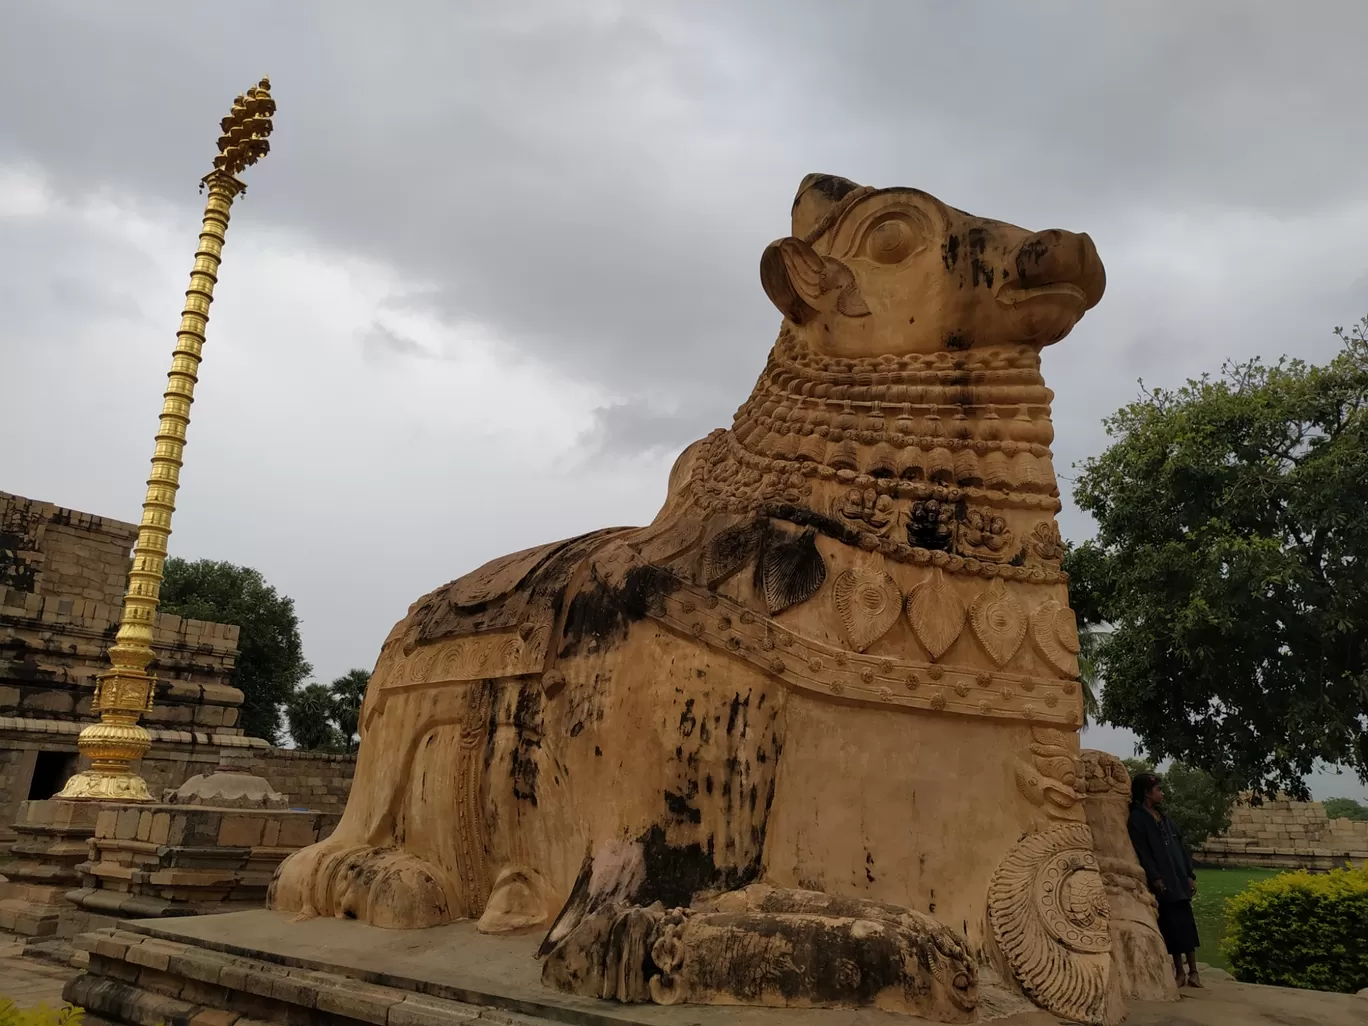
{"left": 759, "top": 504, "right": 862, "bottom": 544}
{"left": 795, "top": 174, "right": 861, "bottom": 211}
{"left": 664, "top": 786, "right": 703, "bottom": 825}
{"left": 726, "top": 692, "right": 750, "bottom": 736}
{"left": 1015, "top": 237, "right": 1051, "bottom": 283}
{"left": 944, "top": 332, "right": 969, "bottom": 351}
{"left": 679, "top": 698, "right": 697, "bottom": 738}
{"left": 558, "top": 563, "right": 682, "bottom": 658}
{"left": 636, "top": 824, "right": 762, "bottom": 910}
{"left": 941, "top": 233, "right": 960, "bottom": 271}
{"left": 967, "top": 228, "right": 994, "bottom": 289}
{"left": 509, "top": 684, "right": 543, "bottom": 807}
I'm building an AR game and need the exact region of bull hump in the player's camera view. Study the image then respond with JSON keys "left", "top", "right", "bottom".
{"left": 409, "top": 526, "right": 638, "bottom": 646}
{"left": 445, "top": 542, "right": 566, "bottom": 608}
{"left": 445, "top": 528, "right": 633, "bottom": 609}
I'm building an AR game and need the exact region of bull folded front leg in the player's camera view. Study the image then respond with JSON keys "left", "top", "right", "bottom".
{"left": 270, "top": 683, "right": 470, "bottom": 928}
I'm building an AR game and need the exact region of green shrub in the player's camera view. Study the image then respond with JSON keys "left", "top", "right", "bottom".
{"left": 0, "top": 999, "right": 84, "bottom": 1026}
{"left": 1223, "top": 864, "right": 1368, "bottom": 992}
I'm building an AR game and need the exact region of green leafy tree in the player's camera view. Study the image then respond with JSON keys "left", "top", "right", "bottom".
{"left": 160, "top": 558, "right": 312, "bottom": 743}
{"left": 328, "top": 668, "right": 371, "bottom": 753}
{"left": 1323, "top": 797, "right": 1368, "bottom": 822}
{"left": 1066, "top": 318, "right": 1368, "bottom": 799}
{"left": 285, "top": 682, "right": 342, "bottom": 751}
{"left": 1122, "top": 757, "right": 1237, "bottom": 848}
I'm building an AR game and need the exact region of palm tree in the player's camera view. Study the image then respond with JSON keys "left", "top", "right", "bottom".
{"left": 286, "top": 682, "right": 340, "bottom": 751}
{"left": 328, "top": 668, "right": 371, "bottom": 753}
{"left": 1077, "top": 626, "right": 1108, "bottom": 728}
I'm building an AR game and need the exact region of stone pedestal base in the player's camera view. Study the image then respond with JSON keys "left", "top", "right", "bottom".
{"left": 0, "top": 799, "right": 101, "bottom": 937}
{"left": 71, "top": 911, "right": 991, "bottom": 1026}
{"left": 59, "top": 803, "right": 337, "bottom": 938}
{"left": 64, "top": 911, "right": 1368, "bottom": 1026}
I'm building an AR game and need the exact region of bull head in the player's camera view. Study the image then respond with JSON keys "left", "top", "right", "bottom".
{"left": 760, "top": 174, "right": 1105, "bottom": 356}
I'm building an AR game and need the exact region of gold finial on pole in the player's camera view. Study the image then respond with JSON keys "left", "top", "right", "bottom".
{"left": 57, "top": 79, "right": 275, "bottom": 801}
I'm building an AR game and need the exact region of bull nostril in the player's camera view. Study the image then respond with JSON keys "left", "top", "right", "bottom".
{"left": 1015, "top": 229, "right": 1100, "bottom": 296}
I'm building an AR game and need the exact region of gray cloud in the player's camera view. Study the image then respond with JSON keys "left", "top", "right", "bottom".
{"left": 360, "top": 322, "right": 434, "bottom": 360}
{"left": 8, "top": 1, "right": 1364, "bottom": 453}
{"left": 581, "top": 395, "right": 730, "bottom": 459}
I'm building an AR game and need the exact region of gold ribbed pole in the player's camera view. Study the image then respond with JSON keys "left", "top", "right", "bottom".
{"left": 58, "top": 79, "right": 276, "bottom": 801}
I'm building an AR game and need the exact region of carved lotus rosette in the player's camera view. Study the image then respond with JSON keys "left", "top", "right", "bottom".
{"left": 988, "top": 822, "right": 1112, "bottom": 1025}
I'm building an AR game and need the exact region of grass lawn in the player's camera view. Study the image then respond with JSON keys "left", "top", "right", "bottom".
{"left": 1191, "top": 865, "right": 1283, "bottom": 970}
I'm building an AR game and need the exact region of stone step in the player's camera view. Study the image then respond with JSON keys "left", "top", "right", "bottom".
{"left": 67, "top": 927, "right": 563, "bottom": 1026}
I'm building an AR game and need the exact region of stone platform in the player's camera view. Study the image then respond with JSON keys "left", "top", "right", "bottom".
{"left": 64, "top": 910, "right": 1368, "bottom": 1026}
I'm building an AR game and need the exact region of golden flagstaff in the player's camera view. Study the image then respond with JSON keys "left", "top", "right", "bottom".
{"left": 57, "top": 79, "right": 276, "bottom": 801}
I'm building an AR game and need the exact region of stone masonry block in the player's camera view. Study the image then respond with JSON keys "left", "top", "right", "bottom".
{"left": 92, "top": 935, "right": 132, "bottom": 961}
{"left": 314, "top": 981, "right": 400, "bottom": 1025}
{"left": 123, "top": 941, "right": 172, "bottom": 972}
{"left": 387, "top": 993, "right": 483, "bottom": 1026}
{"left": 267, "top": 971, "right": 325, "bottom": 1009}
{"left": 217, "top": 814, "right": 265, "bottom": 848}
{"left": 275, "top": 815, "right": 321, "bottom": 848}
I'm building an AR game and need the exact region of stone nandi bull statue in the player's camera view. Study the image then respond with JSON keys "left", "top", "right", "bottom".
{"left": 272, "top": 175, "right": 1149, "bottom": 1024}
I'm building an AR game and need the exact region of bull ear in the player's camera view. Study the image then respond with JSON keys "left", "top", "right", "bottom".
{"left": 760, "top": 237, "right": 825, "bottom": 324}
{"left": 760, "top": 236, "right": 870, "bottom": 324}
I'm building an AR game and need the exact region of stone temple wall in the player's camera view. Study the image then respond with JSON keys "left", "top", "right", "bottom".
{"left": 245, "top": 749, "right": 355, "bottom": 814}
{"left": 0, "top": 491, "right": 360, "bottom": 841}
{"left": 0, "top": 491, "right": 244, "bottom": 840}
{"left": 1198, "top": 796, "right": 1368, "bottom": 870}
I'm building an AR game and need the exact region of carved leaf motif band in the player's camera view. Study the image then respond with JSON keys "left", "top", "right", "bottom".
{"left": 760, "top": 529, "right": 827, "bottom": 614}
{"left": 1030, "top": 599, "right": 1081, "bottom": 679}
{"left": 969, "top": 578, "right": 1027, "bottom": 668}
{"left": 905, "top": 567, "right": 965, "bottom": 659}
{"left": 833, "top": 566, "right": 901, "bottom": 652}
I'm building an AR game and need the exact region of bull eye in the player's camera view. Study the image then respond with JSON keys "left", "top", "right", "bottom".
{"left": 953, "top": 971, "right": 971, "bottom": 990}
{"left": 866, "top": 217, "right": 917, "bottom": 264}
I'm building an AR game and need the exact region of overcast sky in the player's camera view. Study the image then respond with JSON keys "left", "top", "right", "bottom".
{"left": 3, "top": 2, "right": 1366, "bottom": 797}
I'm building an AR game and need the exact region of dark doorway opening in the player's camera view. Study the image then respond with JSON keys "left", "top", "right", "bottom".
{"left": 27, "top": 750, "right": 79, "bottom": 800}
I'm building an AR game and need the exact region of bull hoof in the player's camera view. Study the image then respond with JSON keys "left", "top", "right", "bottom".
{"left": 477, "top": 866, "right": 555, "bottom": 934}
{"left": 271, "top": 841, "right": 457, "bottom": 929}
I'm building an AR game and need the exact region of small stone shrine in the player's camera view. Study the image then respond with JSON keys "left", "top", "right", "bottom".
{"left": 59, "top": 749, "right": 338, "bottom": 936}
